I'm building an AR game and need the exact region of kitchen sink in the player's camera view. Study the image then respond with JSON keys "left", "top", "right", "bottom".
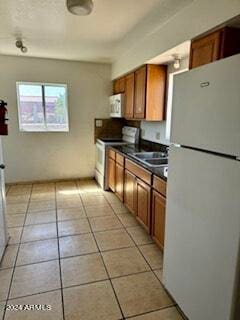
{"left": 131, "top": 151, "right": 168, "bottom": 167}
{"left": 144, "top": 158, "right": 168, "bottom": 166}
{"left": 132, "top": 152, "right": 167, "bottom": 159}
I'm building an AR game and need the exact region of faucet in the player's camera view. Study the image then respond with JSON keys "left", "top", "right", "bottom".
{"left": 165, "top": 146, "right": 170, "bottom": 157}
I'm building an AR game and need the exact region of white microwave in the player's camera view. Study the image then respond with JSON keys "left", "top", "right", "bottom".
{"left": 109, "top": 93, "right": 124, "bottom": 118}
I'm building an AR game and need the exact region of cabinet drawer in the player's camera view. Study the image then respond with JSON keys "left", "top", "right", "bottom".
{"left": 125, "top": 159, "right": 151, "bottom": 185}
{"left": 153, "top": 175, "right": 167, "bottom": 197}
{"left": 116, "top": 152, "right": 124, "bottom": 166}
{"left": 108, "top": 149, "right": 116, "bottom": 160}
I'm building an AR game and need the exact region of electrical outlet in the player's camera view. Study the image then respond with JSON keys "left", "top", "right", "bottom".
{"left": 95, "top": 120, "right": 103, "bottom": 127}
{"left": 141, "top": 129, "right": 145, "bottom": 137}
{"left": 156, "top": 132, "right": 161, "bottom": 140}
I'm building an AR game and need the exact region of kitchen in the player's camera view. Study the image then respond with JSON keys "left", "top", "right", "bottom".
{"left": 0, "top": 1, "right": 240, "bottom": 320}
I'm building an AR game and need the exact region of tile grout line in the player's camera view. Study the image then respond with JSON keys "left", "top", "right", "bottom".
{"left": 76, "top": 180, "right": 126, "bottom": 320}
{"left": 125, "top": 304, "right": 179, "bottom": 319}
{"left": 54, "top": 182, "right": 66, "bottom": 320}
{"left": 3, "top": 183, "right": 33, "bottom": 320}
{"left": 101, "top": 189, "right": 179, "bottom": 316}
{"left": 4, "top": 181, "right": 178, "bottom": 319}
{"left": 103, "top": 189, "right": 178, "bottom": 310}
{"left": 5, "top": 224, "right": 133, "bottom": 249}
{"left": 0, "top": 269, "right": 169, "bottom": 304}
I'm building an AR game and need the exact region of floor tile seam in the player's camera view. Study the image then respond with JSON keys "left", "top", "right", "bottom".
{"left": 14, "top": 257, "right": 60, "bottom": 269}
{"left": 2, "top": 287, "right": 63, "bottom": 303}
{"left": 24, "top": 221, "right": 58, "bottom": 227}
{"left": 125, "top": 304, "right": 178, "bottom": 320}
{"left": 98, "top": 196, "right": 174, "bottom": 318}
{"left": 54, "top": 182, "right": 66, "bottom": 320}
{"left": 93, "top": 192, "right": 153, "bottom": 262}
{"left": 76, "top": 180, "right": 126, "bottom": 320}
{"left": 104, "top": 196, "right": 162, "bottom": 274}
{"left": 15, "top": 236, "right": 58, "bottom": 245}
{"left": 3, "top": 184, "right": 34, "bottom": 320}
{"left": 6, "top": 212, "right": 27, "bottom": 216}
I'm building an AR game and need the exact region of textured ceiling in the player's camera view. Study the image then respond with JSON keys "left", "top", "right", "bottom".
{"left": 0, "top": 0, "right": 194, "bottom": 62}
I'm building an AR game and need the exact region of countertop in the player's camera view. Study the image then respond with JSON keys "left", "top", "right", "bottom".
{"left": 109, "top": 144, "right": 168, "bottom": 181}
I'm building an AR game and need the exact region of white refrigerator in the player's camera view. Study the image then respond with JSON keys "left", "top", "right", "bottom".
{"left": 163, "top": 54, "right": 240, "bottom": 320}
{"left": 0, "top": 137, "right": 8, "bottom": 262}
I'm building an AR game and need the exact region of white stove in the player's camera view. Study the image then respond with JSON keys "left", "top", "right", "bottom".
{"left": 95, "top": 126, "right": 139, "bottom": 189}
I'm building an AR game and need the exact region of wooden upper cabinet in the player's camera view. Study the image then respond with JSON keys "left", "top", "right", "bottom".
{"left": 189, "top": 27, "right": 240, "bottom": 69}
{"left": 115, "top": 64, "right": 166, "bottom": 121}
{"left": 113, "top": 77, "right": 125, "bottom": 94}
{"left": 145, "top": 65, "right": 167, "bottom": 121}
{"left": 134, "top": 66, "right": 147, "bottom": 119}
{"left": 118, "top": 77, "right": 125, "bottom": 93}
{"left": 131, "top": 64, "right": 166, "bottom": 121}
{"left": 189, "top": 31, "right": 222, "bottom": 69}
{"left": 124, "top": 73, "right": 135, "bottom": 119}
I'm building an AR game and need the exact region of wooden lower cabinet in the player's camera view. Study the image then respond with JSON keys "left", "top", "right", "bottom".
{"left": 115, "top": 163, "right": 124, "bottom": 201}
{"left": 108, "top": 151, "right": 167, "bottom": 250}
{"left": 151, "top": 190, "right": 166, "bottom": 250}
{"left": 135, "top": 178, "right": 151, "bottom": 232}
{"left": 124, "top": 169, "right": 136, "bottom": 214}
{"left": 108, "top": 157, "right": 115, "bottom": 192}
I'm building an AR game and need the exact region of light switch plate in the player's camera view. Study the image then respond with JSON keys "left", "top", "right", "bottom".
{"left": 156, "top": 132, "right": 161, "bottom": 140}
{"left": 96, "top": 120, "right": 103, "bottom": 127}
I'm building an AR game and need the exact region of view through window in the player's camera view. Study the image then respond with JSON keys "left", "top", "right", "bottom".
{"left": 16, "top": 82, "right": 69, "bottom": 132}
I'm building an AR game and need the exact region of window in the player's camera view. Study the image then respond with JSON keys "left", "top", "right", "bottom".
{"left": 165, "top": 69, "right": 188, "bottom": 140}
{"left": 16, "top": 82, "right": 69, "bottom": 132}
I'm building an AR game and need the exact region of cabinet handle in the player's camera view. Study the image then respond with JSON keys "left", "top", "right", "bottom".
{"left": 0, "top": 164, "right": 5, "bottom": 169}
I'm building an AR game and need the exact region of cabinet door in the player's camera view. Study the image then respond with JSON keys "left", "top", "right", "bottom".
{"left": 189, "top": 31, "right": 222, "bottom": 69}
{"left": 145, "top": 65, "right": 166, "bottom": 121}
{"left": 108, "top": 157, "right": 115, "bottom": 192}
{"left": 135, "top": 178, "right": 151, "bottom": 232}
{"left": 124, "top": 73, "right": 135, "bottom": 119}
{"left": 113, "top": 79, "right": 119, "bottom": 94}
{"left": 119, "top": 77, "right": 125, "bottom": 93}
{"left": 124, "top": 169, "right": 136, "bottom": 214}
{"left": 134, "top": 66, "right": 146, "bottom": 119}
{"left": 113, "top": 78, "right": 125, "bottom": 94}
{"left": 151, "top": 190, "right": 166, "bottom": 250}
{"left": 115, "top": 163, "right": 124, "bottom": 202}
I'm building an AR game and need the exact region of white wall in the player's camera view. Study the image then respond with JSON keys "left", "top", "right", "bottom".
{"left": 141, "top": 121, "right": 169, "bottom": 145}
{"left": 112, "top": 0, "right": 240, "bottom": 78}
{"left": 0, "top": 55, "right": 111, "bottom": 183}
{"left": 141, "top": 57, "right": 189, "bottom": 145}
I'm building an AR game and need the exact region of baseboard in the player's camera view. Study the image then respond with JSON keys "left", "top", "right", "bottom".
{"left": 6, "top": 177, "right": 95, "bottom": 186}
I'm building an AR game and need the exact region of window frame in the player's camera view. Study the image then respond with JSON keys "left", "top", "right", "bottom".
{"left": 16, "top": 81, "right": 69, "bottom": 132}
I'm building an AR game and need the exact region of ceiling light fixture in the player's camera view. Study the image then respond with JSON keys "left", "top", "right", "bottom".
{"left": 66, "top": 0, "right": 94, "bottom": 15}
{"left": 16, "top": 40, "right": 28, "bottom": 53}
{"left": 173, "top": 55, "right": 181, "bottom": 70}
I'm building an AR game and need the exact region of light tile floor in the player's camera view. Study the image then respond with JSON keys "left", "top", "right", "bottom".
{"left": 0, "top": 180, "right": 184, "bottom": 320}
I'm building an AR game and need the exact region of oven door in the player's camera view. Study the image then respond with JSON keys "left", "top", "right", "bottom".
{"left": 95, "top": 142, "right": 105, "bottom": 176}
